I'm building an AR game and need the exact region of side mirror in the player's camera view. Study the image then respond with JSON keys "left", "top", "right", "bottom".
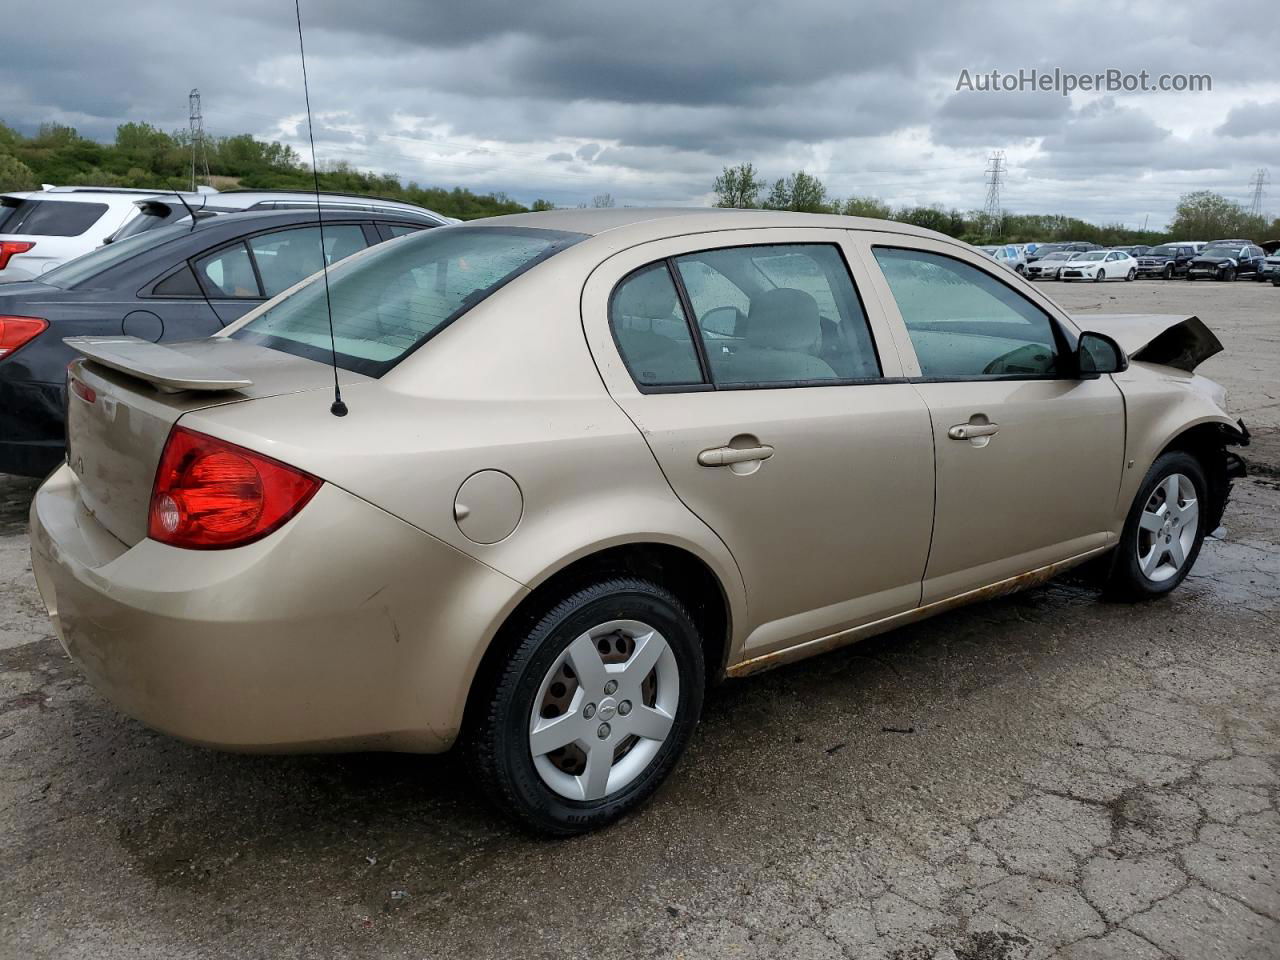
{"left": 1077, "top": 331, "right": 1128, "bottom": 378}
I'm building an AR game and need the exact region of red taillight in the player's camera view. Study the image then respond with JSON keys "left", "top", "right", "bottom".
{"left": 0, "top": 315, "right": 48, "bottom": 359}
{"left": 0, "top": 240, "right": 35, "bottom": 271}
{"left": 148, "top": 427, "right": 321, "bottom": 550}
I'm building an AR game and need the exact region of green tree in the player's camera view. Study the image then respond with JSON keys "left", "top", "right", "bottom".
{"left": 842, "top": 195, "right": 891, "bottom": 219}
{"left": 0, "top": 153, "right": 36, "bottom": 191}
{"left": 530, "top": 198, "right": 555, "bottom": 211}
{"left": 713, "top": 162, "right": 761, "bottom": 208}
{"left": 1168, "top": 191, "right": 1262, "bottom": 241}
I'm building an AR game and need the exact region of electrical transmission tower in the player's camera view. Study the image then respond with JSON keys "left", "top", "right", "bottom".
{"left": 188, "top": 88, "right": 211, "bottom": 192}
{"left": 983, "top": 151, "right": 1006, "bottom": 238}
{"left": 1247, "top": 168, "right": 1269, "bottom": 218}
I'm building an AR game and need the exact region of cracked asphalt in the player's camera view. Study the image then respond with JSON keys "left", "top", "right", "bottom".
{"left": 2, "top": 280, "right": 1278, "bottom": 959}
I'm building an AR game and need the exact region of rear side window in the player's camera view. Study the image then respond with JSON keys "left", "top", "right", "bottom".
{"left": 611, "top": 264, "right": 704, "bottom": 387}
{"left": 2, "top": 199, "right": 109, "bottom": 237}
{"left": 233, "top": 226, "right": 583, "bottom": 377}
{"left": 383, "top": 223, "right": 424, "bottom": 238}
{"left": 247, "top": 224, "right": 368, "bottom": 297}
{"left": 872, "top": 247, "right": 1059, "bottom": 379}
{"left": 195, "top": 242, "right": 260, "bottom": 298}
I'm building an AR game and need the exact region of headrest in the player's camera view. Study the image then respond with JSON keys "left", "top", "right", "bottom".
{"left": 616, "top": 266, "right": 677, "bottom": 319}
{"left": 746, "top": 288, "right": 821, "bottom": 351}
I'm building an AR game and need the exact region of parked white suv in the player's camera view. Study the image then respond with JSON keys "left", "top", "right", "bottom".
{"left": 0, "top": 187, "right": 173, "bottom": 282}
{"left": 107, "top": 189, "right": 459, "bottom": 242}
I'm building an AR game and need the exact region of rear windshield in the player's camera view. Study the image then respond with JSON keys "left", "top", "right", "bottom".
{"left": 40, "top": 222, "right": 194, "bottom": 289}
{"left": 0, "top": 199, "right": 109, "bottom": 237}
{"left": 231, "top": 225, "right": 584, "bottom": 377}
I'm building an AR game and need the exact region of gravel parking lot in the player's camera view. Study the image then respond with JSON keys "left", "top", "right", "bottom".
{"left": 1, "top": 278, "right": 1277, "bottom": 960}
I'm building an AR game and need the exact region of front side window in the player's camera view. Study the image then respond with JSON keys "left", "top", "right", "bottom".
{"left": 674, "top": 244, "right": 880, "bottom": 385}
{"left": 233, "top": 225, "right": 583, "bottom": 376}
{"left": 247, "top": 224, "right": 369, "bottom": 297}
{"left": 872, "top": 247, "right": 1060, "bottom": 379}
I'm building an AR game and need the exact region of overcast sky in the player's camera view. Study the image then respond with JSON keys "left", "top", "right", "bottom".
{"left": 4, "top": 1, "right": 1278, "bottom": 228}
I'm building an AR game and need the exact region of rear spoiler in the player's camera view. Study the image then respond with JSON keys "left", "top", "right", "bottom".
{"left": 64, "top": 336, "right": 252, "bottom": 392}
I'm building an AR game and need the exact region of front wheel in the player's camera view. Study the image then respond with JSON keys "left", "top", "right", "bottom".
{"left": 1094, "top": 269, "right": 1105, "bottom": 282}
{"left": 1163, "top": 264, "right": 1174, "bottom": 280}
{"left": 468, "top": 578, "right": 705, "bottom": 834}
{"left": 1126, "top": 268, "right": 1136, "bottom": 281}
{"left": 1104, "top": 451, "right": 1208, "bottom": 600}
{"left": 1223, "top": 267, "right": 1236, "bottom": 282}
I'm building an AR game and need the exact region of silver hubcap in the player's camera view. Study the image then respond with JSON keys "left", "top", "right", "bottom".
{"left": 1137, "top": 473, "right": 1198, "bottom": 582}
{"left": 529, "top": 620, "right": 680, "bottom": 801}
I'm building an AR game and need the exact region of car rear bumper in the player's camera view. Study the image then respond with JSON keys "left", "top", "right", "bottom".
{"left": 29, "top": 464, "right": 528, "bottom": 753}
{"left": 0, "top": 377, "right": 65, "bottom": 477}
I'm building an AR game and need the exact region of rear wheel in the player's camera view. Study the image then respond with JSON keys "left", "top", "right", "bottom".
{"left": 1105, "top": 451, "right": 1208, "bottom": 600}
{"left": 469, "top": 578, "right": 704, "bottom": 835}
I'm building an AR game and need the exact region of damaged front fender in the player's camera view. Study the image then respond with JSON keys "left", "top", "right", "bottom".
{"left": 1071, "top": 314, "right": 1222, "bottom": 372}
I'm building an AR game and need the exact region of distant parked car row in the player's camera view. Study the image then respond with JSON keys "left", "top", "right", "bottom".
{"left": 0, "top": 185, "right": 455, "bottom": 282}
{"left": 981, "top": 236, "right": 1280, "bottom": 285}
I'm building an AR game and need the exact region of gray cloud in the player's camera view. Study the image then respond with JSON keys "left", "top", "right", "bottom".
{"left": 0, "top": 0, "right": 1276, "bottom": 224}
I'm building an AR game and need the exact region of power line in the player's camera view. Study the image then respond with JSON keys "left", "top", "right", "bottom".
{"left": 188, "top": 89, "right": 211, "bottom": 191}
{"left": 982, "top": 151, "right": 1005, "bottom": 238}
{"left": 1247, "top": 167, "right": 1269, "bottom": 218}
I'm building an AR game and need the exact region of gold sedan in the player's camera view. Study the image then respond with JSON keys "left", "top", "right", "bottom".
{"left": 29, "top": 209, "right": 1248, "bottom": 833}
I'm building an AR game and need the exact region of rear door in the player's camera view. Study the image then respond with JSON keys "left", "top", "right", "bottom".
{"left": 854, "top": 233, "right": 1125, "bottom": 602}
{"left": 582, "top": 228, "right": 935, "bottom": 661}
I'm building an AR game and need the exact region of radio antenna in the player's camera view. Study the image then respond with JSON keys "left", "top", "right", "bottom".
{"left": 294, "top": 0, "right": 347, "bottom": 417}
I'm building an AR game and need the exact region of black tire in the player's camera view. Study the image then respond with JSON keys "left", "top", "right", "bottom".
{"left": 1223, "top": 267, "right": 1236, "bottom": 282}
{"left": 468, "top": 577, "right": 705, "bottom": 835}
{"left": 1126, "top": 268, "right": 1136, "bottom": 281}
{"left": 1163, "top": 264, "right": 1174, "bottom": 280}
{"left": 1094, "top": 269, "right": 1105, "bottom": 282}
{"left": 1104, "top": 451, "right": 1209, "bottom": 601}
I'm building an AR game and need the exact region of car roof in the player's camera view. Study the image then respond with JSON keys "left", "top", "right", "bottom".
{"left": 472, "top": 207, "right": 957, "bottom": 247}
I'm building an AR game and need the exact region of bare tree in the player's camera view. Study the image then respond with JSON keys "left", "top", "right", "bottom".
{"left": 591, "top": 193, "right": 616, "bottom": 208}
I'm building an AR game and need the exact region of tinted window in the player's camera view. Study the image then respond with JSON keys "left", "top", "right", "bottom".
{"left": 676, "top": 244, "right": 880, "bottom": 385}
{"left": 873, "top": 247, "right": 1059, "bottom": 378}
{"left": 233, "top": 226, "right": 582, "bottom": 377}
{"left": 248, "top": 224, "right": 368, "bottom": 297}
{"left": 611, "top": 264, "right": 704, "bottom": 387}
{"left": 195, "top": 243, "right": 260, "bottom": 298}
{"left": 152, "top": 264, "right": 203, "bottom": 297}
{"left": 384, "top": 223, "right": 423, "bottom": 238}
{"left": 3, "top": 199, "right": 109, "bottom": 237}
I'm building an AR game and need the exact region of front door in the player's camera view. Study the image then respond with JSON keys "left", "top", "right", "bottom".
{"left": 582, "top": 230, "right": 936, "bottom": 659}
{"left": 859, "top": 237, "right": 1126, "bottom": 603}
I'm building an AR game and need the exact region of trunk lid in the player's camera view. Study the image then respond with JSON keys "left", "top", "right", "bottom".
{"left": 64, "top": 336, "right": 360, "bottom": 546}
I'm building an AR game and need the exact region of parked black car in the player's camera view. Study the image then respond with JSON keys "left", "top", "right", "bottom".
{"left": 1186, "top": 241, "right": 1267, "bottom": 281}
{"left": 0, "top": 208, "right": 434, "bottom": 476}
{"left": 1135, "top": 243, "right": 1199, "bottom": 279}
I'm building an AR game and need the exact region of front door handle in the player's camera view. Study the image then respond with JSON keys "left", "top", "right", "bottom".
{"left": 947, "top": 421, "right": 999, "bottom": 441}
{"left": 698, "top": 444, "right": 775, "bottom": 467}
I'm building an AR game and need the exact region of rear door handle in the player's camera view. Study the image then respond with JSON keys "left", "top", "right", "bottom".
{"left": 698, "top": 444, "right": 775, "bottom": 467}
{"left": 947, "top": 422, "right": 999, "bottom": 440}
